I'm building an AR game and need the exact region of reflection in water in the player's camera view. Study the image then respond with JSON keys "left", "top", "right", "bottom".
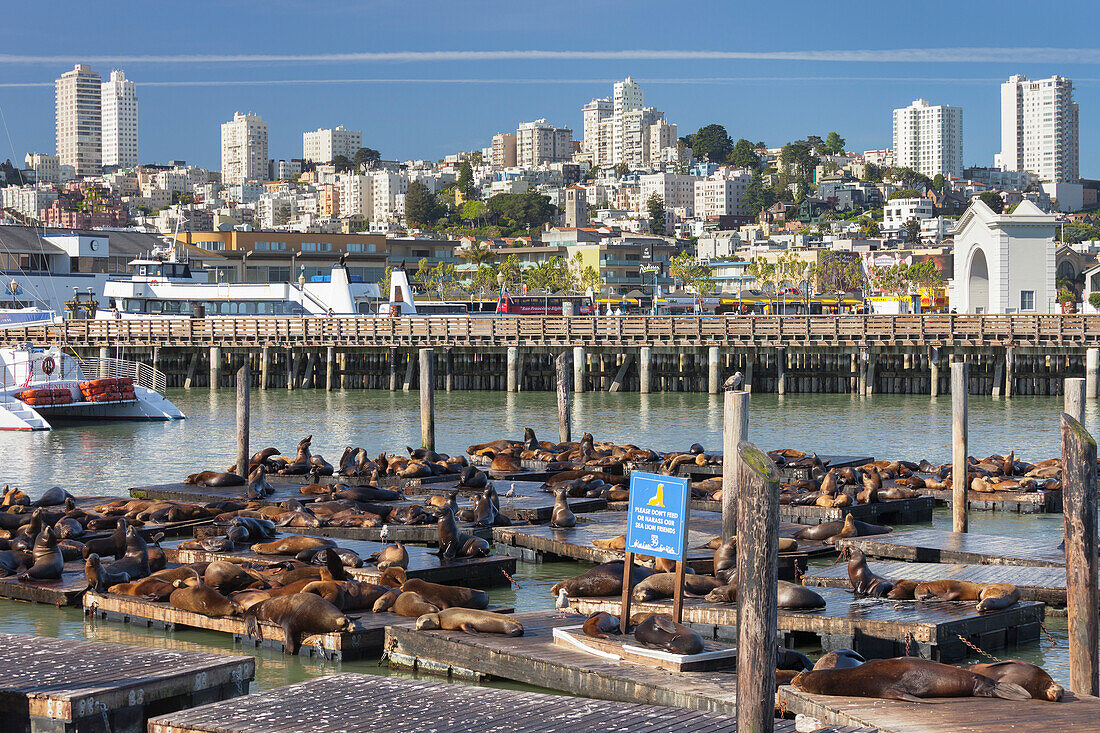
{"left": 0, "top": 389, "right": 1086, "bottom": 689}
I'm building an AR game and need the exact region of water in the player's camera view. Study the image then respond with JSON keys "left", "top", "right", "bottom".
{"left": 0, "top": 389, "right": 1085, "bottom": 691}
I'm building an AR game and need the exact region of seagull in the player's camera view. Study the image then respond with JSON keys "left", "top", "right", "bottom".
{"left": 380, "top": 524, "right": 389, "bottom": 542}
{"left": 555, "top": 587, "right": 570, "bottom": 618}
{"left": 722, "top": 371, "right": 744, "bottom": 391}
{"left": 504, "top": 483, "right": 516, "bottom": 498}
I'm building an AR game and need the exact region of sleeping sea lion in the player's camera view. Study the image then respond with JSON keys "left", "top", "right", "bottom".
{"left": 813, "top": 649, "right": 865, "bottom": 670}
{"left": 886, "top": 579, "right": 920, "bottom": 600}
{"left": 968, "top": 660, "right": 1063, "bottom": 702}
{"left": 169, "top": 578, "right": 243, "bottom": 618}
{"left": 400, "top": 577, "right": 488, "bottom": 609}
{"left": 631, "top": 572, "right": 722, "bottom": 602}
{"left": 374, "top": 542, "right": 409, "bottom": 570}
{"left": 633, "top": 615, "right": 704, "bottom": 654}
{"left": 415, "top": 607, "right": 523, "bottom": 636}
{"left": 550, "top": 560, "right": 656, "bottom": 598}
{"left": 251, "top": 536, "right": 335, "bottom": 555}
{"left": 913, "top": 579, "right": 983, "bottom": 602}
{"left": 975, "top": 583, "right": 1020, "bottom": 613}
{"left": 794, "top": 514, "right": 891, "bottom": 543}
{"left": 791, "top": 658, "right": 1031, "bottom": 702}
{"left": 184, "top": 471, "right": 245, "bottom": 487}
{"left": 582, "top": 611, "right": 621, "bottom": 639}
{"left": 778, "top": 581, "right": 826, "bottom": 609}
{"left": 392, "top": 591, "right": 440, "bottom": 617}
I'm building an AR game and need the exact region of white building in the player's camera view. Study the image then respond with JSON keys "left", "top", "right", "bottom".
{"left": 100, "top": 70, "right": 138, "bottom": 168}
{"left": 1, "top": 186, "right": 58, "bottom": 221}
{"left": 515, "top": 119, "right": 572, "bottom": 167}
{"left": 221, "top": 112, "right": 268, "bottom": 185}
{"left": 55, "top": 64, "right": 101, "bottom": 177}
{"left": 996, "top": 75, "right": 1079, "bottom": 184}
{"left": 491, "top": 133, "right": 517, "bottom": 167}
{"left": 338, "top": 174, "right": 373, "bottom": 220}
{"left": 694, "top": 170, "right": 753, "bottom": 219}
{"left": 371, "top": 171, "right": 408, "bottom": 225}
{"left": 951, "top": 199, "right": 1056, "bottom": 314}
{"left": 585, "top": 77, "right": 677, "bottom": 169}
{"left": 639, "top": 173, "right": 696, "bottom": 216}
{"left": 582, "top": 97, "right": 612, "bottom": 153}
{"left": 883, "top": 197, "right": 934, "bottom": 234}
{"left": 302, "top": 126, "right": 362, "bottom": 164}
{"left": 24, "top": 154, "right": 60, "bottom": 184}
{"left": 862, "top": 149, "right": 895, "bottom": 168}
{"left": 892, "top": 99, "right": 963, "bottom": 178}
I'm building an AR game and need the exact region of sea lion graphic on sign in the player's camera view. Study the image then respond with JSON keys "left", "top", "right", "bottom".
{"left": 647, "top": 483, "right": 665, "bottom": 507}
{"left": 626, "top": 472, "right": 690, "bottom": 561}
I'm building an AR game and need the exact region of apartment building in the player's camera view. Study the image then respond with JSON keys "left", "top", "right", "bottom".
{"left": 491, "top": 133, "right": 517, "bottom": 167}
{"left": 101, "top": 70, "right": 138, "bottom": 168}
{"left": 302, "top": 126, "right": 362, "bottom": 164}
{"left": 515, "top": 119, "right": 573, "bottom": 167}
{"left": 694, "top": 170, "right": 753, "bottom": 218}
{"left": 55, "top": 64, "right": 102, "bottom": 177}
{"left": 996, "top": 75, "right": 1079, "bottom": 183}
{"left": 221, "top": 112, "right": 268, "bottom": 185}
{"left": 892, "top": 98, "right": 963, "bottom": 178}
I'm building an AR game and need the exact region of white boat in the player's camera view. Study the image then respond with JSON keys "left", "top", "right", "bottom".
{"left": 0, "top": 307, "right": 61, "bottom": 329}
{"left": 0, "top": 345, "right": 185, "bottom": 431}
{"left": 98, "top": 245, "right": 381, "bottom": 318}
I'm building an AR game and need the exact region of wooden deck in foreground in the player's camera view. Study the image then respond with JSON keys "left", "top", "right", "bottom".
{"left": 568, "top": 588, "right": 1044, "bottom": 662}
{"left": 779, "top": 686, "right": 1100, "bottom": 733}
{"left": 803, "top": 561, "right": 1068, "bottom": 606}
{"left": 834, "top": 528, "right": 1065, "bottom": 567}
{"left": 0, "top": 631, "right": 253, "bottom": 733}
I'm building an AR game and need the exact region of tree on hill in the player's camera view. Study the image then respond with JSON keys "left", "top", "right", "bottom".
{"left": 903, "top": 218, "right": 922, "bottom": 243}
{"left": 353, "top": 147, "right": 381, "bottom": 167}
{"left": 646, "top": 194, "right": 666, "bottom": 234}
{"left": 687, "top": 124, "right": 733, "bottom": 163}
{"left": 978, "top": 191, "right": 1004, "bottom": 214}
{"left": 456, "top": 160, "right": 475, "bottom": 199}
{"left": 823, "top": 132, "right": 846, "bottom": 155}
{"left": 405, "top": 181, "right": 440, "bottom": 228}
{"left": 486, "top": 192, "right": 555, "bottom": 234}
{"left": 729, "top": 138, "right": 760, "bottom": 169}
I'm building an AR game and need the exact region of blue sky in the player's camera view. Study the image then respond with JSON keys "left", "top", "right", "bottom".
{"left": 3, "top": 0, "right": 1100, "bottom": 174}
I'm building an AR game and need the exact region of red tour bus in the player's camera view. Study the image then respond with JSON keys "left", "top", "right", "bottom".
{"left": 495, "top": 294, "right": 596, "bottom": 315}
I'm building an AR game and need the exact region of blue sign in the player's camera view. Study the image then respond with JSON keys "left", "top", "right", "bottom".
{"left": 625, "top": 471, "right": 691, "bottom": 561}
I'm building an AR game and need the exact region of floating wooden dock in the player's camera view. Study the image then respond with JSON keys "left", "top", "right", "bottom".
{"left": 834, "top": 528, "right": 1065, "bottom": 567}
{"left": 165, "top": 535, "right": 517, "bottom": 588}
{"left": 406, "top": 479, "right": 610, "bottom": 522}
{"left": 195, "top": 519, "right": 493, "bottom": 545}
{"left": 0, "top": 559, "right": 92, "bottom": 606}
{"left": 0, "top": 631, "right": 253, "bottom": 733}
{"left": 779, "top": 686, "right": 1100, "bottom": 733}
{"left": 568, "top": 588, "right": 1045, "bottom": 662}
{"left": 914, "top": 485, "right": 1062, "bottom": 513}
{"left": 147, "top": 673, "right": 862, "bottom": 733}
{"left": 130, "top": 481, "right": 305, "bottom": 505}
{"left": 676, "top": 455, "right": 873, "bottom": 482}
{"left": 492, "top": 510, "right": 831, "bottom": 579}
{"left": 803, "top": 560, "right": 1068, "bottom": 606}
{"left": 685, "top": 495, "right": 934, "bottom": 526}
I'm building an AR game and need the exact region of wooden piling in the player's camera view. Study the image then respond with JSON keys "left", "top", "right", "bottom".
{"left": 556, "top": 351, "right": 571, "bottom": 444}
{"left": 573, "top": 346, "right": 585, "bottom": 393}
{"left": 929, "top": 347, "right": 939, "bottom": 398}
{"left": 776, "top": 347, "right": 786, "bottom": 396}
{"left": 286, "top": 349, "right": 296, "bottom": 391}
{"left": 507, "top": 347, "right": 519, "bottom": 392}
{"left": 1062, "top": 411, "right": 1099, "bottom": 696}
{"left": 638, "top": 346, "right": 651, "bottom": 394}
{"left": 736, "top": 440, "right": 779, "bottom": 733}
{"left": 445, "top": 348, "right": 453, "bottom": 392}
{"left": 952, "top": 361, "right": 969, "bottom": 534}
{"left": 209, "top": 346, "right": 221, "bottom": 389}
{"left": 1088, "top": 348, "right": 1099, "bottom": 400}
{"left": 325, "top": 347, "right": 335, "bottom": 391}
{"left": 722, "top": 389, "right": 749, "bottom": 542}
{"left": 1066, "top": 377, "right": 1086, "bottom": 425}
{"left": 236, "top": 364, "right": 249, "bottom": 480}
{"left": 419, "top": 349, "right": 435, "bottom": 451}
{"left": 184, "top": 351, "right": 199, "bottom": 389}
{"left": 260, "top": 346, "right": 270, "bottom": 390}
{"left": 1005, "top": 346, "right": 1014, "bottom": 398}
{"left": 708, "top": 346, "right": 720, "bottom": 394}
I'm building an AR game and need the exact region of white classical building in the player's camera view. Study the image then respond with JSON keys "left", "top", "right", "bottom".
{"left": 951, "top": 199, "right": 1057, "bottom": 313}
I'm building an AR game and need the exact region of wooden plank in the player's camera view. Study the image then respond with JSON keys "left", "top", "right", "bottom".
{"left": 834, "top": 528, "right": 1065, "bottom": 567}
{"left": 686, "top": 495, "right": 935, "bottom": 527}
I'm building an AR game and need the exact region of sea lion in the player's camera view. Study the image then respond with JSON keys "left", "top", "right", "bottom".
{"left": 778, "top": 580, "right": 826, "bottom": 609}
{"left": 415, "top": 607, "right": 523, "bottom": 636}
{"left": 633, "top": 615, "right": 704, "bottom": 655}
{"left": 246, "top": 465, "right": 274, "bottom": 499}
{"left": 845, "top": 547, "right": 895, "bottom": 597}
{"left": 184, "top": 471, "right": 245, "bottom": 487}
{"left": 489, "top": 452, "right": 522, "bottom": 474}
{"left": 886, "top": 579, "right": 920, "bottom": 600}
{"left": 81, "top": 517, "right": 128, "bottom": 560}
{"left": 632, "top": 572, "right": 722, "bottom": 602}
{"left": 549, "top": 488, "right": 576, "bottom": 529}
{"left": 713, "top": 538, "right": 737, "bottom": 583}
{"left": 400, "top": 577, "right": 489, "bottom": 610}
{"left": 203, "top": 561, "right": 261, "bottom": 595}
{"left": 310, "top": 455, "right": 334, "bottom": 476}
{"left": 0, "top": 549, "right": 30, "bottom": 576}
{"left": 471, "top": 490, "right": 509, "bottom": 528}
{"left": 178, "top": 536, "right": 237, "bottom": 553}
{"left": 592, "top": 534, "right": 626, "bottom": 551}
{"left": 582, "top": 611, "right": 621, "bottom": 639}
{"left": 975, "top": 583, "right": 1021, "bottom": 613}
{"left": 374, "top": 542, "right": 409, "bottom": 570}
{"left": 795, "top": 515, "right": 891, "bottom": 543}
{"left": 777, "top": 647, "right": 814, "bottom": 672}
{"left": 372, "top": 588, "right": 401, "bottom": 612}
{"left": 244, "top": 593, "right": 350, "bottom": 654}
{"left": 791, "top": 658, "right": 1031, "bottom": 702}
{"left": 550, "top": 560, "right": 656, "bottom": 598}
{"left": 169, "top": 578, "right": 243, "bottom": 618}
{"left": 18, "top": 526, "right": 64, "bottom": 581}
{"left": 84, "top": 553, "right": 130, "bottom": 591}
{"left": 436, "top": 507, "right": 490, "bottom": 559}
{"left": 103, "top": 527, "right": 150, "bottom": 580}
{"left": 391, "top": 591, "right": 440, "bottom": 617}
{"left": 54, "top": 517, "right": 84, "bottom": 540}
{"left": 300, "top": 546, "right": 362, "bottom": 568}
{"left": 968, "top": 660, "right": 1063, "bottom": 702}
{"left": 251, "top": 536, "right": 335, "bottom": 555}
{"left": 108, "top": 576, "right": 176, "bottom": 601}
{"left": 704, "top": 582, "right": 738, "bottom": 603}
{"left": 32, "top": 486, "right": 73, "bottom": 507}
{"left": 457, "top": 466, "right": 488, "bottom": 489}
{"left": 813, "top": 649, "right": 865, "bottom": 670}
{"left": 913, "top": 579, "right": 983, "bottom": 602}
{"left": 301, "top": 579, "right": 390, "bottom": 612}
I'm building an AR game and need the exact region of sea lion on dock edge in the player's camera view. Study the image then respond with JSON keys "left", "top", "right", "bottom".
{"left": 633, "top": 615, "right": 704, "bottom": 654}
{"left": 791, "top": 658, "right": 1031, "bottom": 702}
{"left": 550, "top": 560, "right": 656, "bottom": 598}
{"left": 886, "top": 579, "right": 920, "bottom": 600}
{"left": 391, "top": 591, "right": 440, "bottom": 617}
{"left": 84, "top": 553, "right": 129, "bottom": 591}
{"left": 18, "top": 526, "right": 64, "bottom": 581}
{"left": 713, "top": 538, "right": 737, "bottom": 584}
{"left": 184, "top": 471, "right": 245, "bottom": 487}
{"left": 549, "top": 488, "right": 576, "bottom": 529}
{"left": 372, "top": 588, "right": 400, "bottom": 612}
{"left": 845, "top": 547, "right": 895, "bottom": 597}
{"left": 374, "top": 542, "right": 409, "bottom": 570}
{"left": 778, "top": 581, "right": 826, "bottom": 609}
{"left": 794, "top": 514, "right": 891, "bottom": 544}
{"left": 913, "top": 579, "right": 983, "bottom": 602}
{"left": 400, "top": 577, "right": 489, "bottom": 609}
{"left": 32, "top": 486, "right": 74, "bottom": 507}
{"left": 813, "top": 649, "right": 865, "bottom": 670}
{"left": 592, "top": 534, "right": 626, "bottom": 551}
{"left": 107, "top": 576, "right": 176, "bottom": 601}
{"left": 777, "top": 647, "right": 813, "bottom": 672}
{"left": 169, "top": 578, "right": 243, "bottom": 618}
{"left": 975, "top": 583, "right": 1021, "bottom": 613}
{"left": 251, "top": 536, "right": 335, "bottom": 555}
{"left": 244, "top": 593, "right": 349, "bottom": 654}
{"left": 704, "top": 582, "right": 738, "bottom": 603}
{"left": 632, "top": 572, "right": 722, "bottom": 602}
{"left": 415, "top": 608, "right": 523, "bottom": 636}
{"left": 582, "top": 611, "right": 621, "bottom": 639}
{"left": 968, "top": 660, "right": 1063, "bottom": 701}
{"left": 436, "top": 507, "right": 490, "bottom": 559}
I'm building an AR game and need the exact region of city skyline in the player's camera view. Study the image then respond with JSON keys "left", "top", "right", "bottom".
{"left": 4, "top": 1, "right": 1100, "bottom": 172}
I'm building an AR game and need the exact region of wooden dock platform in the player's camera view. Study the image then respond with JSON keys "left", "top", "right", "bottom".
{"left": 165, "top": 535, "right": 516, "bottom": 588}
{"left": 0, "top": 559, "right": 92, "bottom": 606}
{"left": 779, "top": 686, "right": 1100, "bottom": 733}
{"left": 195, "top": 519, "right": 494, "bottom": 545}
{"left": 914, "top": 485, "right": 1062, "bottom": 513}
{"left": 803, "top": 561, "right": 1068, "bottom": 606}
{"left": 834, "top": 528, "right": 1065, "bottom": 567}
{"left": 685, "top": 495, "right": 934, "bottom": 526}
{"left": 676, "top": 454, "right": 873, "bottom": 481}
{"left": 568, "top": 588, "right": 1045, "bottom": 662}
{"left": 0, "top": 631, "right": 253, "bottom": 733}
{"left": 148, "top": 673, "right": 864, "bottom": 733}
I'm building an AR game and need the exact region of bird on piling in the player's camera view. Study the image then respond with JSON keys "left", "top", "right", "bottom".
{"left": 723, "top": 372, "right": 744, "bottom": 391}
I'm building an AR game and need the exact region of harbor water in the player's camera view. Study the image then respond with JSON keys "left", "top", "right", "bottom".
{"left": 0, "top": 389, "right": 1086, "bottom": 692}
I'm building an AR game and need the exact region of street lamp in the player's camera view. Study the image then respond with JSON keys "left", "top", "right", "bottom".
{"left": 298, "top": 268, "right": 306, "bottom": 318}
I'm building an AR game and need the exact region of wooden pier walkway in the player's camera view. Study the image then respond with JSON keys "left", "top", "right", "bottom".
{"left": 567, "top": 588, "right": 1043, "bottom": 662}
{"left": 0, "top": 631, "right": 253, "bottom": 732}
{"left": 148, "top": 674, "right": 871, "bottom": 733}
{"left": 834, "top": 528, "right": 1065, "bottom": 567}
{"left": 165, "top": 535, "right": 516, "bottom": 588}
{"left": 803, "top": 561, "right": 1068, "bottom": 606}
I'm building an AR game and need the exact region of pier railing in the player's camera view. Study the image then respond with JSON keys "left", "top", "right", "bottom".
{"left": 79, "top": 357, "right": 168, "bottom": 393}
{"left": 6, "top": 313, "right": 1100, "bottom": 349}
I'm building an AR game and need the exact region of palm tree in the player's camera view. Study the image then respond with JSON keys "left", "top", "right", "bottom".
{"left": 459, "top": 240, "right": 494, "bottom": 267}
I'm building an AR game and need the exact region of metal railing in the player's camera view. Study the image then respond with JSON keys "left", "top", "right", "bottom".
{"left": 79, "top": 357, "right": 167, "bottom": 394}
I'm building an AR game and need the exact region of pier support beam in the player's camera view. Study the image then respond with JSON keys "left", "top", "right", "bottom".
{"left": 929, "top": 347, "right": 939, "bottom": 398}
{"left": 638, "top": 347, "right": 651, "bottom": 394}
{"left": 572, "top": 346, "right": 585, "bottom": 393}
{"left": 708, "top": 347, "right": 720, "bottom": 394}
{"left": 609, "top": 355, "right": 633, "bottom": 393}
{"left": 865, "top": 353, "right": 877, "bottom": 396}
{"left": 260, "top": 346, "right": 270, "bottom": 390}
{"left": 236, "top": 364, "right": 249, "bottom": 481}
{"left": 722, "top": 389, "right": 749, "bottom": 542}
{"left": 183, "top": 352, "right": 199, "bottom": 389}
{"left": 445, "top": 349, "right": 453, "bottom": 392}
{"left": 1005, "top": 347, "right": 1015, "bottom": 398}
{"left": 1062, "top": 410, "right": 1099, "bottom": 696}
{"left": 209, "top": 346, "right": 221, "bottom": 390}
{"left": 507, "top": 347, "right": 519, "bottom": 393}
{"left": 744, "top": 352, "right": 754, "bottom": 393}
{"left": 992, "top": 354, "right": 1004, "bottom": 397}
{"left": 301, "top": 352, "right": 316, "bottom": 389}
{"left": 286, "top": 350, "right": 296, "bottom": 391}
{"left": 858, "top": 349, "right": 867, "bottom": 396}
{"left": 1066, "top": 378, "right": 1086, "bottom": 425}
{"left": 325, "top": 347, "right": 335, "bottom": 391}
{"left": 389, "top": 349, "right": 398, "bottom": 391}
{"left": 419, "top": 349, "right": 435, "bottom": 451}
{"left": 776, "top": 348, "right": 786, "bottom": 396}
{"left": 402, "top": 352, "right": 415, "bottom": 392}
{"left": 99, "top": 347, "right": 109, "bottom": 362}
{"left": 1088, "top": 348, "right": 1098, "bottom": 400}
{"left": 952, "top": 362, "right": 969, "bottom": 534}
{"left": 556, "top": 351, "right": 571, "bottom": 444}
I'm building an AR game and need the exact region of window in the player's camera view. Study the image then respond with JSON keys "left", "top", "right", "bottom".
{"left": 1020, "top": 290, "right": 1035, "bottom": 310}
{"left": 301, "top": 242, "right": 332, "bottom": 252}
{"left": 254, "top": 241, "right": 286, "bottom": 252}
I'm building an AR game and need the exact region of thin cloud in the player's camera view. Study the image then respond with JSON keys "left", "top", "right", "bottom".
{"left": 2, "top": 47, "right": 1100, "bottom": 65}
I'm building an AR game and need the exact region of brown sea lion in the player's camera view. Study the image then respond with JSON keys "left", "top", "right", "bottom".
{"left": 301, "top": 579, "right": 390, "bottom": 612}
{"left": 489, "top": 452, "right": 521, "bottom": 474}
{"left": 704, "top": 582, "right": 738, "bottom": 603}
{"left": 244, "top": 592, "right": 350, "bottom": 654}
{"left": 886, "top": 579, "right": 920, "bottom": 600}
{"left": 18, "top": 526, "right": 64, "bottom": 581}
{"left": 400, "top": 577, "right": 489, "bottom": 609}
{"left": 713, "top": 538, "right": 737, "bottom": 584}
{"left": 102, "top": 526, "right": 150, "bottom": 580}
{"left": 632, "top": 572, "right": 722, "bottom": 602}
{"left": 791, "top": 658, "right": 1031, "bottom": 702}
{"left": 84, "top": 553, "right": 130, "bottom": 591}
{"left": 108, "top": 576, "right": 175, "bottom": 601}
{"left": 251, "top": 536, "right": 336, "bottom": 555}
{"left": 976, "top": 583, "right": 1020, "bottom": 613}
{"left": 813, "top": 649, "right": 865, "bottom": 670}
{"left": 375, "top": 542, "right": 409, "bottom": 570}
{"left": 550, "top": 560, "right": 656, "bottom": 598}
{"left": 372, "top": 587, "right": 401, "bottom": 612}
{"left": 178, "top": 536, "right": 237, "bottom": 553}
{"left": 913, "top": 579, "right": 983, "bottom": 602}
{"left": 415, "top": 607, "right": 523, "bottom": 636}
{"left": 778, "top": 581, "right": 826, "bottom": 609}
{"left": 795, "top": 515, "right": 891, "bottom": 543}
{"left": 82, "top": 518, "right": 128, "bottom": 560}
{"left": 592, "top": 534, "right": 626, "bottom": 551}
{"left": 436, "top": 507, "right": 490, "bottom": 559}
{"left": 169, "top": 578, "right": 243, "bottom": 618}
{"left": 633, "top": 615, "right": 704, "bottom": 654}
{"left": 457, "top": 465, "right": 488, "bottom": 489}
{"left": 845, "top": 547, "right": 895, "bottom": 597}
{"left": 549, "top": 488, "right": 576, "bottom": 529}
{"left": 582, "top": 611, "right": 621, "bottom": 639}
{"left": 184, "top": 471, "right": 245, "bottom": 487}
{"left": 203, "top": 561, "right": 261, "bottom": 595}
{"left": 391, "top": 591, "right": 440, "bottom": 617}
{"left": 968, "top": 660, "right": 1063, "bottom": 702}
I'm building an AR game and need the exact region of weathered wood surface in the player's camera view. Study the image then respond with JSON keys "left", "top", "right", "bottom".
{"left": 689, "top": 495, "right": 934, "bottom": 526}
{"left": 164, "top": 535, "right": 516, "bottom": 588}
{"left": 913, "top": 485, "right": 1062, "bottom": 513}
{"left": 1062, "top": 410, "right": 1099, "bottom": 695}
{"left": 833, "top": 528, "right": 1065, "bottom": 567}
{"left": 553, "top": 624, "right": 737, "bottom": 672}
{"left": 0, "top": 631, "right": 252, "bottom": 728}
{"left": 780, "top": 686, "right": 1100, "bottom": 733}
{"left": 678, "top": 455, "right": 873, "bottom": 481}
{"left": 803, "top": 561, "right": 1069, "bottom": 605}
{"left": 148, "top": 673, "right": 867, "bottom": 733}
{"left": 952, "top": 361, "right": 969, "bottom": 534}
{"left": 568, "top": 590, "right": 1045, "bottom": 662}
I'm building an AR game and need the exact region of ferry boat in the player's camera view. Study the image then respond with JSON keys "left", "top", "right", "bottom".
{"left": 98, "top": 246, "right": 381, "bottom": 318}
{"left": 0, "top": 344, "right": 184, "bottom": 430}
